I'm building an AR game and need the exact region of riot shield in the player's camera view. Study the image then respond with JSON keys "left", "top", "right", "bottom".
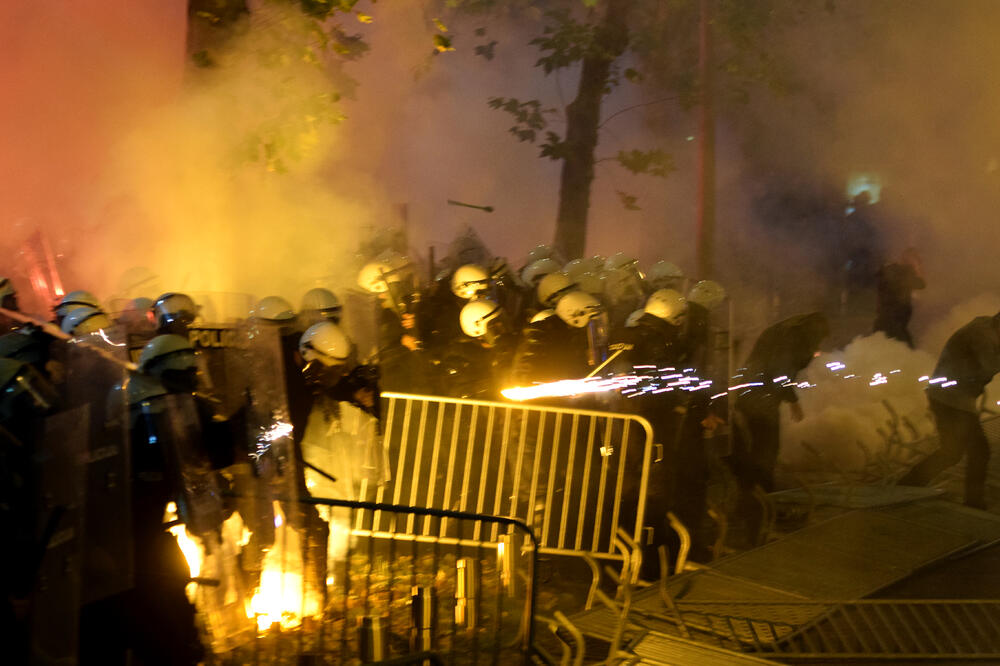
{"left": 301, "top": 398, "right": 386, "bottom": 501}
{"left": 29, "top": 406, "right": 89, "bottom": 664}
{"left": 155, "top": 393, "right": 254, "bottom": 654}
{"left": 64, "top": 341, "right": 135, "bottom": 604}
{"left": 231, "top": 321, "right": 327, "bottom": 636}
{"left": 155, "top": 394, "right": 226, "bottom": 538}
{"left": 188, "top": 323, "right": 252, "bottom": 418}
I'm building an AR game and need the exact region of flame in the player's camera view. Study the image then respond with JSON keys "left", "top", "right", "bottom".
{"left": 246, "top": 502, "right": 322, "bottom": 633}
{"left": 164, "top": 501, "right": 204, "bottom": 601}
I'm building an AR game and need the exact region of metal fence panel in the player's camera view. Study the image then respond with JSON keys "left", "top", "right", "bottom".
{"left": 181, "top": 498, "right": 538, "bottom": 664}
{"left": 375, "top": 392, "right": 654, "bottom": 560}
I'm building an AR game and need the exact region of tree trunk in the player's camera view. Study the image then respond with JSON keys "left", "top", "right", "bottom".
{"left": 553, "top": 0, "right": 632, "bottom": 261}
{"left": 696, "top": 0, "right": 715, "bottom": 279}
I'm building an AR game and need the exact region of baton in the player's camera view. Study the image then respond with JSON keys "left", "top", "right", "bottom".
{"left": 447, "top": 199, "right": 494, "bottom": 213}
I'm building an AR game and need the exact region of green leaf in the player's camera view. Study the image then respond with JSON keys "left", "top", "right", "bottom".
{"left": 616, "top": 190, "right": 641, "bottom": 211}
{"left": 540, "top": 132, "right": 568, "bottom": 160}
{"left": 475, "top": 40, "right": 498, "bottom": 60}
{"left": 433, "top": 34, "right": 455, "bottom": 53}
{"left": 615, "top": 149, "right": 675, "bottom": 178}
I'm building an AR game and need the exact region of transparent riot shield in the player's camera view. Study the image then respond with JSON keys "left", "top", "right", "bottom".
{"left": 188, "top": 323, "right": 252, "bottom": 418}
{"left": 300, "top": 398, "right": 386, "bottom": 501}
{"left": 231, "top": 321, "right": 327, "bottom": 640}
{"left": 29, "top": 406, "right": 89, "bottom": 664}
{"left": 155, "top": 393, "right": 254, "bottom": 655}
{"left": 64, "top": 338, "right": 135, "bottom": 604}
{"left": 227, "top": 322, "right": 291, "bottom": 557}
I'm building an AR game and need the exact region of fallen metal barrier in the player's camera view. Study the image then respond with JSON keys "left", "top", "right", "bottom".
{"left": 375, "top": 392, "right": 654, "bottom": 564}
{"left": 634, "top": 599, "right": 1000, "bottom": 661}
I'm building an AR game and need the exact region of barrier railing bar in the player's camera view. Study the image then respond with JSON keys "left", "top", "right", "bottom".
{"left": 527, "top": 412, "right": 547, "bottom": 534}
{"left": 559, "top": 415, "right": 581, "bottom": 550}
{"left": 886, "top": 603, "right": 925, "bottom": 654}
{"left": 574, "top": 419, "right": 598, "bottom": 551}
{"left": 422, "top": 404, "right": 446, "bottom": 537}
{"left": 590, "top": 418, "right": 612, "bottom": 553}
{"left": 633, "top": 418, "right": 653, "bottom": 550}
{"left": 870, "top": 602, "right": 903, "bottom": 653}
{"left": 904, "top": 602, "right": 944, "bottom": 653}
{"left": 508, "top": 413, "right": 530, "bottom": 527}
{"left": 956, "top": 603, "right": 991, "bottom": 653}
{"left": 942, "top": 601, "right": 978, "bottom": 653}
{"left": 854, "top": 603, "right": 892, "bottom": 654}
{"left": 373, "top": 396, "right": 400, "bottom": 525}
{"left": 927, "top": 603, "right": 964, "bottom": 653}
{"left": 541, "top": 413, "right": 563, "bottom": 548}
{"left": 796, "top": 617, "right": 823, "bottom": 655}
{"left": 836, "top": 603, "right": 875, "bottom": 654}
{"left": 439, "top": 403, "right": 463, "bottom": 536}
{"left": 406, "top": 401, "right": 431, "bottom": 533}
{"left": 491, "top": 409, "right": 513, "bottom": 543}
{"left": 609, "top": 420, "right": 630, "bottom": 556}
{"left": 973, "top": 602, "right": 1000, "bottom": 642}
{"left": 391, "top": 399, "right": 414, "bottom": 506}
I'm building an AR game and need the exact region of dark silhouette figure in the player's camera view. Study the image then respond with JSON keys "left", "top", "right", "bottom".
{"left": 873, "top": 248, "right": 925, "bottom": 347}
{"left": 899, "top": 313, "right": 1000, "bottom": 508}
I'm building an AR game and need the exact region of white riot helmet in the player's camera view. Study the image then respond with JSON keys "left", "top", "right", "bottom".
{"left": 687, "top": 280, "right": 727, "bottom": 310}
{"left": 253, "top": 295, "right": 296, "bottom": 322}
{"left": 61, "top": 306, "right": 111, "bottom": 337}
{"left": 563, "top": 258, "right": 586, "bottom": 280}
{"left": 459, "top": 298, "right": 502, "bottom": 339}
{"left": 625, "top": 308, "right": 646, "bottom": 328}
{"left": 530, "top": 308, "right": 556, "bottom": 324}
{"left": 357, "top": 252, "right": 411, "bottom": 294}
{"left": 55, "top": 290, "right": 101, "bottom": 320}
{"left": 526, "top": 244, "right": 555, "bottom": 265}
{"left": 575, "top": 272, "right": 605, "bottom": 297}
{"left": 299, "top": 322, "right": 351, "bottom": 366}
{"left": 647, "top": 260, "right": 684, "bottom": 290}
{"left": 521, "top": 258, "right": 560, "bottom": 286}
{"left": 645, "top": 288, "right": 688, "bottom": 326}
{"left": 536, "top": 272, "right": 576, "bottom": 308}
{"left": 582, "top": 255, "right": 606, "bottom": 274}
{"left": 604, "top": 252, "right": 639, "bottom": 273}
{"left": 555, "top": 290, "right": 603, "bottom": 328}
{"left": 451, "top": 264, "right": 491, "bottom": 300}
{"left": 300, "top": 288, "right": 342, "bottom": 322}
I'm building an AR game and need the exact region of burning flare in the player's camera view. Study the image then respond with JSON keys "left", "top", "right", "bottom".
{"left": 246, "top": 501, "right": 322, "bottom": 633}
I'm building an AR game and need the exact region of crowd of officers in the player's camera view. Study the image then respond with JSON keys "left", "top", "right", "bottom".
{"left": 0, "top": 241, "right": 827, "bottom": 662}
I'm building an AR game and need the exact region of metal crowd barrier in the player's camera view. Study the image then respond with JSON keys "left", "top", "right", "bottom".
{"left": 634, "top": 599, "right": 1000, "bottom": 661}
{"left": 199, "top": 498, "right": 539, "bottom": 665}
{"left": 374, "top": 392, "right": 655, "bottom": 563}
